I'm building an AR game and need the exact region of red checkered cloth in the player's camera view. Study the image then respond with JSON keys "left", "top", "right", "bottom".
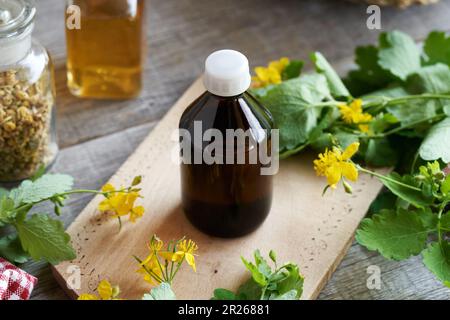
{"left": 0, "top": 258, "right": 37, "bottom": 300}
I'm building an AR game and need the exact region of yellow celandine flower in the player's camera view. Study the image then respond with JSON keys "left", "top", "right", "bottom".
{"left": 98, "top": 183, "right": 145, "bottom": 223}
{"left": 78, "top": 280, "right": 121, "bottom": 300}
{"left": 160, "top": 239, "right": 199, "bottom": 272}
{"left": 338, "top": 99, "right": 373, "bottom": 133}
{"left": 252, "top": 57, "right": 290, "bottom": 88}
{"left": 137, "top": 236, "right": 164, "bottom": 285}
{"left": 137, "top": 254, "right": 163, "bottom": 285}
{"left": 313, "top": 142, "right": 360, "bottom": 189}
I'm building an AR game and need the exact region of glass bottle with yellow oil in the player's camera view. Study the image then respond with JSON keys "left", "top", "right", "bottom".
{"left": 65, "top": 0, "right": 145, "bottom": 99}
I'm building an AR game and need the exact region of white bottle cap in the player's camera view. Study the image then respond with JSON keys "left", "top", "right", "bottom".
{"left": 204, "top": 50, "right": 252, "bottom": 97}
{"left": 0, "top": 0, "right": 36, "bottom": 66}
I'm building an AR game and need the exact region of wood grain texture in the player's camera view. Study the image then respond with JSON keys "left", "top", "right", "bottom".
{"left": 15, "top": 0, "right": 450, "bottom": 299}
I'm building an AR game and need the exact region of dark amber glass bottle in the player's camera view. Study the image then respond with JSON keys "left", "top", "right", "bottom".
{"left": 179, "top": 50, "right": 274, "bottom": 238}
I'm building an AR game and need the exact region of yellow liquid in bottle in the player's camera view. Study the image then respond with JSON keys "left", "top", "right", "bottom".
{"left": 66, "top": 1, "right": 145, "bottom": 99}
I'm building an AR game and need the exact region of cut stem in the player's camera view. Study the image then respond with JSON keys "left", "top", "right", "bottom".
{"left": 357, "top": 166, "right": 422, "bottom": 192}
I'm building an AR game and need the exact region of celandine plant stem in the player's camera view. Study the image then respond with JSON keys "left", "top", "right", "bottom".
{"left": 356, "top": 165, "right": 422, "bottom": 192}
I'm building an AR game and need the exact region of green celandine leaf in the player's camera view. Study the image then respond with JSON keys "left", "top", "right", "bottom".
{"left": 332, "top": 130, "right": 360, "bottom": 149}
{"left": 424, "top": 31, "right": 450, "bottom": 67}
{"left": 0, "top": 196, "right": 15, "bottom": 225}
{"left": 363, "top": 138, "right": 398, "bottom": 167}
{"left": 380, "top": 172, "right": 433, "bottom": 208}
{"left": 366, "top": 86, "right": 409, "bottom": 99}
{"left": 441, "top": 175, "right": 450, "bottom": 195}
{"left": 142, "top": 283, "right": 176, "bottom": 300}
{"left": 282, "top": 60, "right": 303, "bottom": 80}
{"left": 214, "top": 250, "right": 303, "bottom": 300}
{"left": 0, "top": 188, "right": 8, "bottom": 199}
{"left": 387, "top": 100, "right": 437, "bottom": 128}
{"left": 378, "top": 31, "right": 421, "bottom": 81}
{"left": 212, "top": 289, "right": 238, "bottom": 300}
{"left": 440, "top": 213, "right": 450, "bottom": 230}
{"left": 311, "top": 52, "right": 350, "bottom": 97}
{"left": 0, "top": 234, "right": 29, "bottom": 264}
{"left": 356, "top": 208, "right": 430, "bottom": 260}
{"left": 422, "top": 242, "right": 450, "bottom": 283}
{"left": 15, "top": 214, "right": 76, "bottom": 265}
{"left": 416, "top": 207, "right": 439, "bottom": 230}
{"left": 445, "top": 105, "right": 450, "bottom": 116}
{"left": 368, "top": 113, "right": 399, "bottom": 134}
{"left": 258, "top": 74, "right": 331, "bottom": 152}
{"left": 381, "top": 65, "right": 450, "bottom": 132}
{"left": 368, "top": 191, "right": 398, "bottom": 216}
{"left": 10, "top": 174, "right": 74, "bottom": 206}
{"left": 253, "top": 250, "right": 272, "bottom": 278}
{"left": 306, "top": 108, "right": 341, "bottom": 152}
{"left": 345, "top": 45, "right": 394, "bottom": 96}
{"left": 241, "top": 256, "right": 267, "bottom": 286}
{"left": 419, "top": 117, "right": 450, "bottom": 163}
{"left": 272, "top": 263, "right": 304, "bottom": 300}
{"left": 406, "top": 63, "right": 450, "bottom": 94}
{"left": 237, "top": 278, "right": 262, "bottom": 300}
{"left": 271, "top": 290, "right": 298, "bottom": 300}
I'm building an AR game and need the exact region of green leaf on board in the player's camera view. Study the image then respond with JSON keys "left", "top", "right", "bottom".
{"left": 241, "top": 256, "right": 267, "bottom": 287}
{"left": 274, "top": 263, "right": 304, "bottom": 300}
{"left": 212, "top": 288, "right": 238, "bottom": 300}
{"left": 214, "top": 250, "right": 303, "bottom": 300}
{"left": 237, "top": 278, "right": 263, "bottom": 300}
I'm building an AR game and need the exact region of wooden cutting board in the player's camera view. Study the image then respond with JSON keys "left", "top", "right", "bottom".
{"left": 52, "top": 78, "right": 387, "bottom": 300}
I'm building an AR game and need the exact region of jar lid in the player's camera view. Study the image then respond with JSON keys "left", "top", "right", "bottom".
{"left": 0, "top": 0, "right": 36, "bottom": 40}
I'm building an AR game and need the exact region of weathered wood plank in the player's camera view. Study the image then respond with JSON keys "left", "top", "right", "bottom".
{"left": 33, "top": 0, "right": 450, "bottom": 148}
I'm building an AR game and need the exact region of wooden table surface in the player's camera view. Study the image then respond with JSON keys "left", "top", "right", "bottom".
{"left": 24, "top": 0, "right": 450, "bottom": 300}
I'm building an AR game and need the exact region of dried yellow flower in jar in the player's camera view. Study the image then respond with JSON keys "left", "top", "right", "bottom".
{"left": 0, "top": 69, "right": 57, "bottom": 182}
